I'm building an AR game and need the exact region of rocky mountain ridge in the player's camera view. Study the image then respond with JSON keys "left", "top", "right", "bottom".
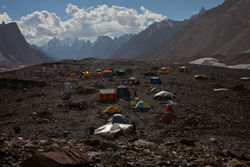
{"left": 112, "top": 7, "right": 206, "bottom": 59}
{"left": 0, "top": 22, "right": 53, "bottom": 65}
{"left": 138, "top": 0, "right": 250, "bottom": 62}
{"left": 41, "top": 34, "right": 133, "bottom": 60}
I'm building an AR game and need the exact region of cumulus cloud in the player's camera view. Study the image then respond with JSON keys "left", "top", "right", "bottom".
{"left": 3, "top": 4, "right": 166, "bottom": 45}
{"left": 17, "top": 11, "right": 63, "bottom": 45}
{"left": 0, "top": 12, "right": 12, "bottom": 23}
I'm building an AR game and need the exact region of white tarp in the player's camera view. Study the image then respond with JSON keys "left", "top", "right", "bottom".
{"left": 213, "top": 88, "right": 228, "bottom": 92}
{"left": 94, "top": 123, "right": 133, "bottom": 137}
{"left": 154, "top": 91, "right": 175, "bottom": 99}
{"left": 240, "top": 77, "right": 250, "bottom": 81}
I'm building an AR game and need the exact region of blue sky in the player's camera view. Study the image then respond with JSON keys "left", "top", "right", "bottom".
{"left": 0, "top": 0, "right": 225, "bottom": 45}
{"left": 1, "top": 0, "right": 224, "bottom": 21}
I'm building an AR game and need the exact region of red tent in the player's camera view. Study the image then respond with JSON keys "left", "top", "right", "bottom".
{"left": 165, "top": 104, "right": 174, "bottom": 113}
{"left": 194, "top": 74, "right": 207, "bottom": 80}
{"left": 99, "top": 89, "right": 117, "bottom": 102}
{"left": 160, "top": 104, "right": 177, "bottom": 122}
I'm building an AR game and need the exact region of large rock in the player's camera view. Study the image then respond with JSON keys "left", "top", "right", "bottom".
{"left": 21, "top": 148, "right": 91, "bottom": 167}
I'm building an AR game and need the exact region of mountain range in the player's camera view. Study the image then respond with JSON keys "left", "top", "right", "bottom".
{"left": 41, "top": 34, "right": 133, "bottom": 60}
{"left": 40, "top": 8, "right": 206, "bottom": 60}
{"left": 111, "top": 7, "right": 206, "bottom": 59}
{"left": 138, "top": 0, "right": 250, "bottom": 63}
{"left": 0, "top": 22, "right": 53, "bottom": 65}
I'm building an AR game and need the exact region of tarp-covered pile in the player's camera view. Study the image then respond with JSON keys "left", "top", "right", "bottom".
{"left": 94, "top": 114, "right": 132, "bottom": 138}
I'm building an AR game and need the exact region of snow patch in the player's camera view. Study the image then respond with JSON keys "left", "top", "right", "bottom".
{"left": 189, "top": 58, "right": 250, "bottom": 70}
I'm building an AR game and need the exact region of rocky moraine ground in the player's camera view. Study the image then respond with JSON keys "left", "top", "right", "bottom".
{"left": 0, "top": 58, "right": 249, "bottom": 166}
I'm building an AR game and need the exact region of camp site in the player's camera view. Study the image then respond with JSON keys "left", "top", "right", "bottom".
{"left": 0, "top": 58, "right": 249, "bottom": 166}
{"left": 1, "top": 0, "right": 250, "bottom": 166}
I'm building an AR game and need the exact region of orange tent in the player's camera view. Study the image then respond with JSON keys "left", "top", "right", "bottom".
{"left": 159, "top": 67, "right": 171, "bottom": 74}
{"left": 82, "top": 72, "right": 93, "bottom": 78}
{"left": 160, "top": 67, "right": 171, "bottom": 71}
{"left": 70, "top": 73, "right": 77, "bottom": 78}
{"left": 103, "top": 70, "right": 113, "bottom": 73}
{"left": 103, "top": 70, "right": 114, "bottom": 77}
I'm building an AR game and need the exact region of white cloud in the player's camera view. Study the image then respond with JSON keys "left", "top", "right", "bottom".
{"left": 0, "top": 12, "right": 12, "bottom": 23}
{"left": 2, "top": 4, "right": 166, "bottom": 46}
{"left": 17, "top": 11, "right": 63, "bottom": 45}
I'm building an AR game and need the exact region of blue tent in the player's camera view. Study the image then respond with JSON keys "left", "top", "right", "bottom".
{"left": 150, "top": 77, "right": 162, "bottom": 84}
{"left": 117, "top": 70, "right": 126, "bottom": 76}
{"left": 128, "top": 77, "right": 139, "bottom": 85}
{"left": 135, "top": 101, "right": 149, "bottom": 109}
{"left": 117, "top": 85, "right": 128, "bottom": 97}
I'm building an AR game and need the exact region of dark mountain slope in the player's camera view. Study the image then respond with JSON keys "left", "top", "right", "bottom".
{"left": 0, "top": 22, "right": 53, "bottom": 64}
{"left": 139, "top": 0, "right": 250, "bottom": 61}
{"left": 112, "top": 19, "right": 189, "bottom": 59}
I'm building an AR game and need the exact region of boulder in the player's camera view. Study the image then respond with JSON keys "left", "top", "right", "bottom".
{"left": 20, "top": 148, "right": 91, "bottom": 167}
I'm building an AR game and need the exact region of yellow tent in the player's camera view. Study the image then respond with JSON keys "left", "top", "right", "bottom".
{"left": 104, "top": 106, "right": 120, "bottom": 114}
{"left": 130, "top": 97, "right": 140, "bottom": 107}
{"left": 82, "top": 72, "right": 93, "bottom": 78}
{"left": 135, "top": 100, "right": 149, "bottom": 109}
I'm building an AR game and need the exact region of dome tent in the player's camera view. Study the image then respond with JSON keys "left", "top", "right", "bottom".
{"left": 109, "top": 114, "right": 126, "bottom": 124}
{"left": 70, "top": 73, "right": 77, "bottom": 78}
{"left": 128, "top": 77, "right": 139, "bottom": 85}
{"left": 104, "top": 106, "right": 120, "bottom": 114}
{"left": 159, "top": 67, "right": 171, "bottom": 74}
{"left": 82, "top": 72, "right": 93, "bottom": 78}
{"left": 135, "top": 100, "right": 149, "bottom": 111}
{"left": 130, "top": 97, "right": 140, "bottom": 107}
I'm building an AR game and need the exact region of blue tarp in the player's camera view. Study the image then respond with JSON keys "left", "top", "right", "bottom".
{"left": 161, "top": 101, "right": 178, "bottom": 106}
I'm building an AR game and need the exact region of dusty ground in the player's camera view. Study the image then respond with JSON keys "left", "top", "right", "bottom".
{"left": 0, "top": 58, "right": 249, "bottom": 166}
